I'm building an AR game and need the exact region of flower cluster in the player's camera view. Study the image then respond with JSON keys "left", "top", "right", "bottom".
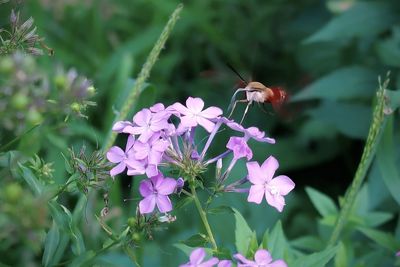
{"left": 107, "top": 96, "right": 295, "bottom": 215}
{"left": 180, "top": 247, "right": 287, "bottom": 267}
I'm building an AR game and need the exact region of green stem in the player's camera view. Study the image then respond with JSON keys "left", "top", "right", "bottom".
{"left": 102, "top": 3, "right": 183, "bottom": 152}
{"left": 190, "top": 184, "right": 218, "bottom": 251}
{"left": 327, "top": 75, "right": 389, "bottom": 246}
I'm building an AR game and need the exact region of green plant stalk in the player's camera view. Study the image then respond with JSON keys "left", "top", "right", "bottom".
{"left": 103, "top": 3, "right": 183, "bottom": 152}
{"left": 190, "top": 183, "right": 218, "bottom": 251}
{"left": 327, "top": 78, "right": 388, "bottom": 246}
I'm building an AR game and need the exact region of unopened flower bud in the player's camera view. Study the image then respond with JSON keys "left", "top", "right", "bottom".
{"left": 26, "top": 108, "right": 43, "bottom": 125}
{"left": 216, "top": 158, "right": 222, "bottom": 178}
{"left": 87, "top": 85, "right": 96, "bottom": 96}
{"left": 11, "top": 93, "right": 29, "bottom": 110}
{"left": 174, "top": 177, "right": 184, "bottom": 194}
{"left": 54, "top": 75, "right": 67, "bottom": 90}
{"left": 0, "top": 57, "right": 14, "bottom": 74}
{"left": 70, "top": 102, "right": 81, "bottom": 113}
{"left": 127, "top": 217, "right": 136, "bottom": 228}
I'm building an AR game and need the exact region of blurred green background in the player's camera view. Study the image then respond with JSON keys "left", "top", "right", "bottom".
{"left": 1, "top": 0, "right": 400, "bottom": 266}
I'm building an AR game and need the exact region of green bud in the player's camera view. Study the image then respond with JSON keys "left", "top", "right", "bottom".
{"left": 54, "top": 75, "right": 67, "bottom": 90}
{"left": 70, "top": 102, "right": 81, "bottom": 113}
{"left": 0, "top": 57, "right": 14, "bottom": 74}
{"left": 87, "top": 85, "right": 96, "bottom": 97}
{"left": 26, "top": 108, "right": 43, "bottom": 125}
{"left": 11, "top": 93, "right": 29, "bottom": 110}
{"left": 4, "top": 183, "right": 23, "bottom": 203}
{"left": 131, "top": 232, "right": 141, "bottom": 243}
{"left": 127, "top": 217, "right": 136, "bottom": 228}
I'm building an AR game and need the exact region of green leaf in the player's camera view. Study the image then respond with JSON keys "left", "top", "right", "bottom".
{"left": 361, "top": 212, "right": 393, "bottom": 227}
{"left": 334, "top": 242, "right": 348, "bottom": 267}
{"left": 357, "top": 227, "right": 400, "bottom": 251}
{"left": 207, "top": 205, "right": 234, "bottom": 215}
{"left": 180, "top": 234, "right": 208, "bottom": 247}
{"left": 71, "top": 227, "right": 86, "bottom": 255}
{"left": 42, "top": 220, "right": 60, "bottom": 267}
{"left": 290, "top": 236, "right": 324, "bottom": 252}
{"left": 292, "top": 66, "right": 376, "bottom": 102}
{"left": 246, "top": 231, "right": 258, "bottom": 258}
{"left": 377, "top": 117, "right": 400, "bottom": 205}
{"left": 291, "top": 246, "right": 338, "bottom": 267}
{"left": 376, "top": 26, "right": 400, "bottom": 67}
{"left": 307, "top": 101, "right": 371, "bottom": 139}
{"left": 266, "top": 221, "right": 288, "bottom": 260}
{"left": 305, "top": 187, "right": 338, "bottom": 217}
{"left": 69, "top": 250, "right": 96, "bottom": 267}
{"left": 233, "top": 208, "right": 253, "bottom": 255}
{"left": 304, "top": 2, "right": 396, "bottom": 43}
{"left": 18, "top": 164, "right": 43, "bottom": 195}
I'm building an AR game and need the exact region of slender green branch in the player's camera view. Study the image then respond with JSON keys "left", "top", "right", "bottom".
{"left": 103, "top": 3, "right": 183, "bottom": 152}
{"left": 328, "top": 75, "right": 389, "bottom": 246}
{"left": 190, "top": 184, "right": 218, "bottom": 251}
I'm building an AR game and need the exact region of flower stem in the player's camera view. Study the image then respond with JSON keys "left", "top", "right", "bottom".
{"left": 327, "top": 75, "right": 389, "bottom": 247}
{"left": 102, "top": 3, "right": 183, "bottom": 152}
{"left": 190, "top": 183, "right": 218, "bottom": 251}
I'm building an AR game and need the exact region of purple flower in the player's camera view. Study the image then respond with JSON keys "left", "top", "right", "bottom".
{"left": 112, "top": 120, "right": 133, "bottom": 133}
{"left": 234, "top": 249, "right": 287, "bottom": 267}
{"left": 138, "top": 173, "right": 177, "bottom": 214}
{"left": 180, "top": 248, "right": 219, "bottom": 267}
{"left": 396, "top": 251, "right": 400, "bottom": 257}
{"left": 226, "top": 122, "right": 275, "bottom": 144}
{"left": 218, "top": 260, "right": 232, "bottom": 267}
{"left": 246, "top": 156, "right": 295, "bottom": 212}
{"left": 133, "top": 134, "right": 170, "bottom": 165}
{"left": 226, "top": 137, "right": 253, "bottom": 160}
{"left": 171, "top": 97, "right": 222, "bottom": 132}
{"left": 106, "top": 135, "right": 135, "bottom": 176}
{"left": 123, "top": 108, "right": 170, "bottom": 142}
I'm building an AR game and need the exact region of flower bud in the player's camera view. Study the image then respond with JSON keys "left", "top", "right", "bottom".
{"left": 87, "top": 85, "right": 96, "bottom": 96}
{"left": 54, "top": 75, "right": 67, "bottom": 90}
{"left": 4, "top": 183, "right": 23, "bottom": 203}
{"left": 26, "top": 108, "right": 43, "bottom": 125}
{"left": 11, "top": 93, "right": 29, "bottom": 110}
{"left": 0, "top": 57, "right": 14, "bottom": 74}
{"left": 127, "top": 217, "right": 136, "bottom": 228}
{"left": 70, "top": 102, "right": 81, "bottom": 113}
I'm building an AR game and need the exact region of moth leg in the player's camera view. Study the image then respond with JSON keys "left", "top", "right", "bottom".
{"left": 228, "top": 99, "right": 248, "bottom": 119}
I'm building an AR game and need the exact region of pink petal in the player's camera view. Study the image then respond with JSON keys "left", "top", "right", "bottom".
{"left": 139, "top": 195, "right": 156, "bottom": 214}
{"left": 156, "top": 194, "right": 172, "bottom": 213}
{"left": 270, "top": 259, "right": 288, "bottom": 267}
{"left": 269, "top": 175, "right": 295, "bottom": 196}
{"left": 133, "top": 109, "right": 152, "bottom": 126}
{"left": 201, "top": 106, "right": 222, "bottom": 119}
{"left": 247, "top": 184, "right": 265, "bottom": 204}
{"left": 200, "top": 257, "right": 219, "bottom": 267}
{"left": 157, "top": 178, "right": 177, "bottom": 195}
{"left": 122, "top": 125, "right": 142, "bottom": 135}
{"left": 254, "top": 249, "right": 272, "bottom": 265}
{"left": 260, "top": 156, "right": 279, "bottom": 182}
{"left": 171, "top": 102, "right": 190, "bottom": 116}
{"left": 197, "top": 117, "right": 215, "bottom": 132}
{"left": 106, "top": 146, "right": 125, "bottom": 163}
{"left": 134, "top": 142, "right": 150, "bottom": 159}
{"left": 150, "top": 103, "right": 165, "bottom": 112}
{"left": 139, "top": 179, "right": 154, "bottom": 197}
{"left": 218, "top": 260, "right": 232, "bottom": 267}
{"left": 265, "top": 191, "right": 285, "bottom": 212}
{"left": 150, "top": 173, "right": 163, "bottom": 187}
{"left": 125, "top": 135, "right": 135, "bottom": 151}
{"left": 148, "top": 151, "right": 162, "bottom": 165}
{"left": 186, "top": 97, "right": 204, "bottom": 113}
{"left": 145, "top": 164, "right": 158, "bottom": 177}
{"left": 112, "top": 121, "right": 132, "bottom": 132}
{"left": 233, "top": 253, "right": 255, "bottom": 265}
{"left": 180, "top": 115, "right": 197, "bottom": 128}
{"left": 246, "top": 161, "right": 264, "bottom": 185}
{"left": 190, "top": 248, "right": 206, "bottom": 264}
{"left": 110, "top": 162, "right": 126, "bottom": 176}
{"left": 138, "top": 128, "right": 154, "bottom": 143}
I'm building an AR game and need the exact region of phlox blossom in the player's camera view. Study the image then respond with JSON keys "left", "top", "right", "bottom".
{"left": 234, "top": 249, "right": 287, "bottom": 267}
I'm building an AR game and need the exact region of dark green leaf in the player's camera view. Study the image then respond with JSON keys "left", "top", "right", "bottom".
{"left": 207, "top": 205, "right": 234, "bottom": 215}
{"left": 180, "top": 234, "right": 208, "bottom": 247}
{"left": 18, "top": 164, "right": 43, "bottom": 195}
{"left": 267, "top": 221, "right": 288, "bottom": 260}
{"left": 291, "top": 246, "right": 338, "bottom": 267}
{"left": 305, "top": 187, "right": 338, "bottom": 217}
{"left": 304, "top": 2, "right": 396, "bottom": 43}
{"left": 292, "top": 66, "right": 376, "bottom": 102}
{"left": 290, "top": 236, "right": 324, "bottom": 252}
{"left": 357, "top": 227, "right": 400, "bottom": 251}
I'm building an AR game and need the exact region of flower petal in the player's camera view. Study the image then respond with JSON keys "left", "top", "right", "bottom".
{"left": 157, "top": 178, "right": 177, "bottom": 195}
{"left": 265, "top": 191, "right": 285, "bottom": 212}
{"left": 112, "top": 121, "right": 132, "bottom": 132}
{"left": 269, "top": 259, "right": 288, "bottom": 267}
{"left": 197, "top": 116, "right": 215, "bottom": 132}
{"left": 260, "top": 156, "right": 279, "bottom": 182}
{"left": 218, "top": 260, "right": 232, "bottom": 267}
{"left": 125, "top": 135, "right": 136, "bottom": 151}
{"left": 156, "top": 194, "right": 173, "bottom": 213}
{"left": 247, "top": 184, "right": 265, "bottom": 204}
{"left": 186, "top": 97, "right": 204, "bottom": 113}
{"left": 199, "top": 257, "right": 219, "bottom": 267}
{"left": 145, "top": 164, "right": 158, "bottom": 177}
{"left": 106, "top": 146, "right": 125, "bottom": 163}
{"left": 254, "top": 249, "right": 272, "bottom": 265}
{"left": 171, "top": 102, "right": 190, "bottom": 116}
{"left": 110, "top": 162, "right": 126, "bottom": 176}
{"left": 139, "top": 179, "right": 153, "bottom": 197}
{"left": 180, "top": 115, "right": 198, "bottom": 128}
{"left": 246, "top": 161, "right": 264, "bottom": 185}
{"left": 139, "top": 195, "right": 156, "bottom": 214}
{"left": 190, "top": 248, "right": 206, "bottom": 265}
{"left": 233, "top": 253, "right": 255, "bottom": 265}
{"left": 269, "top": 175, "right": 295, "bottom": 196}
{"left": 133, "top": 108, "right": 151, "bottom": 126}
{"left": 201, "top": 106, "right": 223, "bottom": 119}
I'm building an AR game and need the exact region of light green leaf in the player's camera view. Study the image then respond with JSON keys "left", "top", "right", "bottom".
{"left": 305, "top": 2, "right": 396, "bottom": 43}
{"left": 266, "top": 221, "right": 288, "bottom": 260}
{"left": 305, "top": 187, "right": 338, "bottom": 217}
{"left": 42, "top": 220, "right": 60, "bottom": 267}
{"left": 18, "top": 164, "right": 43, "bottom": 195}
{"left": 357, "top": 227, "right": 400, "bottom": 251}
{"left": 290, "top": 236, "right": 324, "bottom": 252}
{"left": 377, "top": 117, "right": 400, "bottom": 205}
{"left": 180, "top": 234, "right": 208, "bottom": 248}
{"left": 291, "top": 246, "right": 338, "bottom": 267}
{"left": 334, "top": 242, "right": 348, "bottom": 267}
{"left": 292, "top": 66, "right": 376, "bottom": 102}
{"left": 233, "top": 208, "right": 253, "bottom": 255}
